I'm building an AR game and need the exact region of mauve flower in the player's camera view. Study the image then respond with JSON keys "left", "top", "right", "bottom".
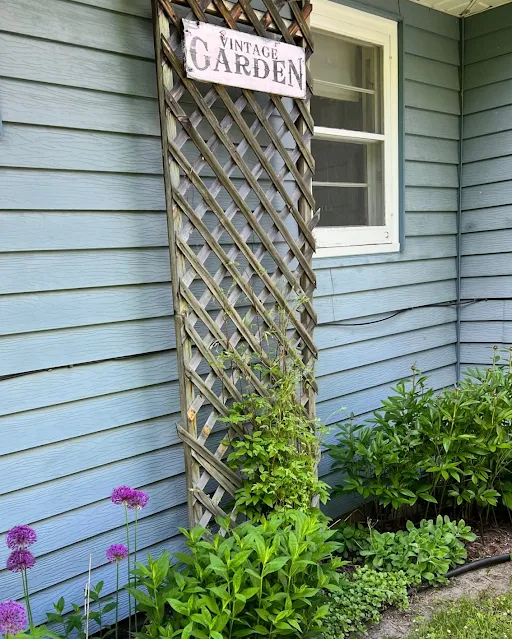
{"left": 106, "top": 544, "right": 128, "bottom": 563}
{"left": 111, "top": 485, "right": 134, "bottom": 506}
{"left": 6, "top": 526, "right": 37, "bottom": 551}
{"left": 127, "top": 489, "right": 149, "bottom": 510}
{"left": 6, "top": 550, "right": 35, "bottom": 573}
{"left": 0, "top": 601, "right": 28, "bottom": 636}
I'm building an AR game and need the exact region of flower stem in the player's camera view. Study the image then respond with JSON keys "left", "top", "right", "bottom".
{"left": 115, "top": 563, "right": 119, "bottom": 639}
{"left": 134, "top": 509, "right": 138, "bottom": 631}
{"left": 124, "top": 503, "right": 132, "bottom": 636}
{"left": 21, "top": 568, "right": 34, "bottom": 630}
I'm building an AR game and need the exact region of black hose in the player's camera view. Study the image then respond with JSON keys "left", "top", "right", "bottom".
{"left": 407, "top": 553, "right": 512, "bottom": 595}
{"left": 444, "top": 553, "right": 511, "bottom": 579}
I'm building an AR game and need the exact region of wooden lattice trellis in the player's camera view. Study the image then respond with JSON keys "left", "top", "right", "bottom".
{"left": 152, "top": 0, "right": 317, "bottom": 527}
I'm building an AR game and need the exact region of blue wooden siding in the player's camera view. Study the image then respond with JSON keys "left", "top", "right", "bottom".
{"left": 318, "top": 0, "right": 460, "bottom": 511}
{"left": 0, "top": 0, "right": 460, "bottom": 619}
{"left": 0, "top": 0, "right": 183, "bottom": 623}
{"left": 461, "top": 4, "right": 512, "bottom": 366}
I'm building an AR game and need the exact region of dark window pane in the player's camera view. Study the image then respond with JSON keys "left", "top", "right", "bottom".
{"left": 315, "top": 186, "right": 369, "bottom": 227}
{"left": 312, "top": 139, "right": 365, "bottom": 184}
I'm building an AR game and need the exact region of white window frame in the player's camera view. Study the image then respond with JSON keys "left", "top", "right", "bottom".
{"left": 311, "top": 0, "right": 400, "bottom": 258}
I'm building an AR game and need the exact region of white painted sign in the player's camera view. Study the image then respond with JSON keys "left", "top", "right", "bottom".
{"left": 183, "top": 19, "right": 306, "bottom": 99}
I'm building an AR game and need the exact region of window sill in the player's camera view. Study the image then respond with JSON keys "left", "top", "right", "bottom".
{"left": 314, "top": 241, "right": 400, "bottom": 259}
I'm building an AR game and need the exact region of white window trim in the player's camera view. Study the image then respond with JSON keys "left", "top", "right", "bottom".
{"left": 311, "top": 0, "right": 400, "bottom": 258}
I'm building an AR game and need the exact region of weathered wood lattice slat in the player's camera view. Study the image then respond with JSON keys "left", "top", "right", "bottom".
{"left": 152, "top": 0, "right": 316, "bottom": 527}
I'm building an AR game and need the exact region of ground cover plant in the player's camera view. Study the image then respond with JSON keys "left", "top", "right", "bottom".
{"left": 329, "top": 349, "right": 512, "bottom": 524}
{"left": 406, "top": 590, "right": 512, "bottom": 639}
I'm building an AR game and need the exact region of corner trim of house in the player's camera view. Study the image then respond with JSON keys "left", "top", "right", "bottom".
{"left": 455, "top": 15, "right": 465, "bottom": 382}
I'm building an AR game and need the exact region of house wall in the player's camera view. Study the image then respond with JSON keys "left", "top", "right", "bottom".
{"left": 0, "top": 0, "right": 460, "bottom": 620}
{"left": 0, "top": 0, "right": 183, "bottom": 623}
{"left": 317, "top": 0, "right": 460, "bottom": 509}
{"left": 461, "top": 5, "right": 512, "bottom": 367}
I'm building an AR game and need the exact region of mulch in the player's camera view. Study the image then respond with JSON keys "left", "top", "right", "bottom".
{"left": 466, "top": 522, "right": 512, "bottom": 560}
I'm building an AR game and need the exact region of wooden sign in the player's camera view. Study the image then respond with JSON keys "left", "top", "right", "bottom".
{"left": 182, "top": 19, "right": 306, "bottom": 99}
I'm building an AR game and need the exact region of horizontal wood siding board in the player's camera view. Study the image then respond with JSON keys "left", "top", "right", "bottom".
{"left": 400, "top": 1, "right": 459, "bottom": 40}
{"left": 462, "top": 232, "right": 512, "bottom": 257}
{"left": 462, "top": 252, "right": 512, "bottom": 277}
{"left": 315, "top": 258, "right": 456, "bottom": 297}
{"left": 0, "top": 317, "right": 176, "bottom": 376}
{"left": 463, "top": 206, "right": 512, "bottom": 234}
{"left": 314, "top": 306, "right": 456, "bottom": 351}
{"left": 317, "top": 344, "right": 456, "bottom": 403}
{"left": 0, "top": 78, "right": 161, "bottom": 135}
{"left": 465, "top": 3, "right": 512, "bottom": 39}
{"left": 464, "top": 105, "right": 512, "bottom": 139}
{"left": 462, "top": 181, "right": 512, "bottom": 211}
{"left": 406, "top": 187, "right": 458, "bottom": 211}
{"left": 463, "top": 156, "right": 512, "bottom": 187}
{"left": 461, "top": 321, "right": 512, "bottom": 343}
{"left": 0, "top": 33, "right": 157, "bottom": 97}
{"left": 404, "top": 54, "right": 460, "bottom": 90}
{"left": 2, "top": 0, "right": 154, "bottom": 58}
{"left": 404, "top": 26, "right": 459, "bottom": 65}
{"left": 405, "top": 135, "right": 459, "bottom": 164}
{"left": 317, "top": 323, "right": 456, "bottom": 377}
{"left": 464, "top": 27, "right": 512, "bottom": 65}
{"left": 404, "top": 108, "right": 459, "bottom": 140}
{"left": 465, "top": 54, "right": 512, "bottom": 91}
{"left": 1, "top": 383, "right": 177, "bottom": 456}
{"left": 0, "top": 351, "right": 177, "bottom": 416}
{"left": 404, "top": 80, "right": 460, "bottom": 115}
{"left": 465, "top": 80, "right": 512, "bottom": 115}
{"left": 461, "top": 300, "right": 512, "bottom": 321}
{"left": 406, "top": 212, "right": 457, "bottom": 236}
{"left": 71, "top": 0, "right": 152, "bottom": 18}
{"left": 0, "top": 170, "right": 166, "bottom": 211}
{"left": 0, "top": 284, "right": 173, "bottom": 336}
{"left": 0, "top": 212, "right": 168, "bottom": 251}
{"left": 464, "top": 131, "right": 512, "bottom": 163}
{"left": 0, "top": 125, "right": 163, "bottom": 174}
{"left": 0, "top": 249, "right": 170, "bottom": 294}
{"left": 405, "top": 162, "right": 458, "bottom": 188}
{"left": 315, "top": 280, "right": 457, "bottom": 323}
{"left": 462, "top": 276, "right": 512, "bottom": 298}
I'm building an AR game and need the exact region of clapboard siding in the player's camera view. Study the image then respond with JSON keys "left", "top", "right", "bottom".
{"left": 461, "top": 6, "right": 512, "bottom": 365}
{"left": 0, "top": 0, "right": 462, "bottom": 624}
{"left": 0, "top": 0, "right": 183, "bottom": 625}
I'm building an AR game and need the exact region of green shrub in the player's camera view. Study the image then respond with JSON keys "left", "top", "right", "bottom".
{"left": 360, "top": 516, "right": 476, "bottom": 586}
{"left": 131, "top": 510, "right": 343, "bottom": 639}
{"left": 321, "top": 566, "right": 409, "bottom": 639}
{"left": 329, "top": 352, "right": 512, "bottom": 520}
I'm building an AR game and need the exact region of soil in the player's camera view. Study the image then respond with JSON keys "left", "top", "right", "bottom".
{"left": 363, "top": 523, "right": 512, "bottom": 639}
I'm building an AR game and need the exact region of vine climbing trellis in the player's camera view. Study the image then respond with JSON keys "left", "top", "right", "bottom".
{"left": 152, "top": 0, "right": 317, "bottom": 527}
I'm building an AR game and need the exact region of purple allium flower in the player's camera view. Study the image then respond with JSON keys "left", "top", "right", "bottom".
{"left": 6, "top": 550, "right": 35, "bottom": 573}
{"left": 106, "top": 544, "right": 128, "bottom": 563}
{"left": 0, "top": 601, "right": 28, "bottom": 636}
{"left": 6, "top": 526, "right": 37, "bottom": 551}
{"left": 111, "top": 485, "right": 135, "bottom": 506}
{"left": 127, "top": 489, "right": 149, "bottom": 510}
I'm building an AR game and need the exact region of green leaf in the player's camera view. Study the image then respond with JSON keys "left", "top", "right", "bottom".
{"left": 262, "top": 556, "right": 289, "bottom": 576}
{"left": 167, "top": 598, "right": 190, "bottom": 616}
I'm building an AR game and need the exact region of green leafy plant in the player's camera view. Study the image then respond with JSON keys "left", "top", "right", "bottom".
{"left": 329, "top": 351, "right": 512, "bottom": 522}
{"left": 360, "top": 516, "right": 476, "bottom": 586}
{"left": 220, "top": 338, "right": 328, "bottom": 521}
{"left": 331, "top": 522, "right": 371, "bottom": 559}
{"left": 130, "top": 509, "right": 343, "bottom": 638}
{"left": 320, "top": 566, "right": 409, "bottom": 639}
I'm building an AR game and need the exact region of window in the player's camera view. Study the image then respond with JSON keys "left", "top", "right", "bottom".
{"left": 310, "top": 0, "right": 399, "bottom": 257}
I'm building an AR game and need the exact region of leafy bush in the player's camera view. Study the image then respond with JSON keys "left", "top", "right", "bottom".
{"left": 329, "top": 353, "right": 512, "bottom": 520}
{"left": 321, "top": 566, "right": 409, "bottom": 639}
{"left": 131, "top": 510, "right": 343, "bottom": 638}
{"left": 360, "top": 516, "right": 476, "bottom": 586}
{"left": 221, "top": 345, "right": 328, "bottom": 521}
{"left": 332, "top": 523, "right": 371, "bottom": 559}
